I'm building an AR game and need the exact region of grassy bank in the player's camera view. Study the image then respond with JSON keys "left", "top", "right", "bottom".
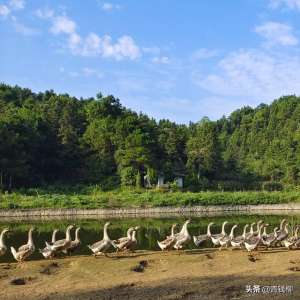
{"left": 1, "top": 187, "right": 300, "bottom": 209}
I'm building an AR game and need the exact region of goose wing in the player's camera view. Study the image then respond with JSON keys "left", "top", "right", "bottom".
{"left": 193, "top": 234, "right": 208, "bottom": 247}
{"left": 18, "top": 243, "right": 30, "bottom": 252}
{"left": 114, "top": 236, "right": 129, "bottom": 244}
{"left": 50, "top": 238, "right": 67, "bottom": 251}
{"left": 90, "top": 239, "right": 106, "bottom": 252}
{"left": 232, "top": 235, "right": 244, "bottom": 243}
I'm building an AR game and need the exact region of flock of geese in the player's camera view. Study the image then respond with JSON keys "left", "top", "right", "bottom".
{"left": 0, "top": 218, "right": 298, "bottom": 262}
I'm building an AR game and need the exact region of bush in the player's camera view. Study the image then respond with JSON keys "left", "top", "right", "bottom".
{"left": 120, "top": 167, "right": 138, "bottom": 186}
{"left": 262, "top": 181, "right": 283, "bottom": 191}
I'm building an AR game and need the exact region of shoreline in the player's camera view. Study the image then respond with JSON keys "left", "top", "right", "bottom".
{"left": 1, "top": 203, "right": 300, "bottom": 219}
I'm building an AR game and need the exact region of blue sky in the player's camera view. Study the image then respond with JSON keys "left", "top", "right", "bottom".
{"left": 2, "top": 0, "right": 300, "bottom": 123}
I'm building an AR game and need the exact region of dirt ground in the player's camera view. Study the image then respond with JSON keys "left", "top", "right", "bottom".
{"left": 0, "top": 248, "right": 299, "bottom": 300}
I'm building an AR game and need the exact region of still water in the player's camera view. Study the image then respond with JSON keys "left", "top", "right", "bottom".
{"left": 0, "top": 214, "right": 299, "bottom": 262}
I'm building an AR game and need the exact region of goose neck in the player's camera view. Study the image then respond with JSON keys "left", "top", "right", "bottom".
{"left": 75, "top": 228, "right": 80, "bottom": 241}
{"left": 171, "top": 225, "right": 176, "bottom": 237}
{"left": 0, "top": 230, "right": 7, "bottom": 246}
{"left": 28, "top": 229, "right": 34, "bottom": 245}
{"left": 103, "top": 224, "right": 110, "bottom": 240}
{"left": 131, "top": 230, "right": 136, "bottom": 241}
{"left": 229, "top": 226, "right": 236, "bottom": 238}
{"left": 242, "top": 225, "right": 248, "bottom": 239}
{"left": 221, "top": 222, "right": 227, "bottom": 235}
{"left": 257, "top": 225, "right": 263, "bottom": 239}
{"left": 66, "top": 227, "right": 72, "bottom": 241}
{"left": 51, "top": 230, "right": 57, "bottom": 243}
{"left": 207, "top": 224, "right": 212, "bottom": 237}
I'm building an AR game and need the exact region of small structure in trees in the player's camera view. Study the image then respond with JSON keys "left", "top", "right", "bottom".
{"left": 144, "top": 174, "right": 152, "bottom": 188}
{"left": 157, "top": 174, "right": 165, "bottom": 188}
{"left": 174, "top": 172, "right": 185, "bottom": 188}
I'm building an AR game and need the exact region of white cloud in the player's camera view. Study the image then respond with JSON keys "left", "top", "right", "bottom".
{"left": 35, "top": 8, "right": 54, "bottom": 19}
{"left": 142, "top": 46, "right": 161, "bottom": 55}
{"left": 50, "top": 15, "right": 77, "bottom": 35}
{"left": 37, "top": 10, "right": 141, "bottom": 60}
{"left": 152, "top": 56, "right": 170, "bottom": 64}
{"left": 191, "top": 48, "right": 219, "bottom": 60}
{"left": 255, "top": 21, "right": 298, "bottom": 46}
{"left": 194, "top": 49, "right": 300, "bottom": 102}
{"left": 101, "top": 35, "right": 141, "bottom": 60}
{"left": 9, "top": 0, "right": 24, "bottom": 10}
{"left": 269, "top": 0, "right": 300, "bottom": 10}
{"left": 66, "top": 68, "right": 103, "bottom": 79}
{"left": 82, "top": 67, "right": 104, "bottom": 78}
{"left": 12, "top": 17, "right": 38, "bottom": 36}
{"left": 0, "top": 4, "right": 10, "bottom": 17}
{"left": 101, "top": 2, "right": 121, "bottom": 11}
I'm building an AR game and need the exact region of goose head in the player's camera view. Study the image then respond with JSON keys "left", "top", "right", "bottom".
{"left": 280, "top": 219, "right": 287, "bottom": 230}
{"left": 104, "top": 222, "right": 111, "bottom": 227}
{"left": 221, "top": 221, "right": 228, "bottom": 234}
{"left": 1, "top": 228, "right": 10, "bottom": 234}
{"left": 207, "top": 222, "right": 214, "bottom": 237}
{"left": 229, "top": 224, "right": 238, "bottom": 238}
{"left": 67, "top": 225, "right": 75, "bottom": 231}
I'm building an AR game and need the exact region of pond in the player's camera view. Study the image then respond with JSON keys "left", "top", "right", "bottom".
{"left": 0, "top": 214, "right": 299, "bottom": 263}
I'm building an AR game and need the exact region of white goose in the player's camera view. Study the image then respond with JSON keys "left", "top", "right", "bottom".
{"left": 219, "top": 224, "right": 238, "bottom": 250}
{"left": 40, "top": 229, "right": 59, "bottom": 259}
{"left": 276, "top": 222, "right": 289, "bottom": 244}
{"left": 261, "top": 227, "right": 278, "bottom": 248}
{"left": 253, "top": 220, "right": 264, "bottom": 236}
{"left": 173, "top": 220, "right": 191, "bottom": 250}
{"left": 193, "top": 223, "right": 210, "bottom": 247}
{"left": 157, "top": 224, "right": 178, "bottom": 251}
{"left": 45, "top": 225, "right": 74, "bottom": 254}
{"left": 114, "top": 227, "right": 135, "bottom": 251}
{"left": 245, "top": 223, "right": 256, "bottom": 239}
{"left": 244, "top": 224, "right": 264, "bottom": 252}
{"left": 116, "top": 226, "right": 139, "bottom": 252}
{"left": 231, "top": 224, "right": 248, "bottom": 248}
{"left": 283, "top": 225, "right": 299, "bottom": 249}
{"left": 11, "top": 227, "right": 35, "bottom": 262}
{"left": 209, "top": 221, "right": 228, "bottom": 246}
{"left": 88, "top": 222, "right": 116, "bottom": 256}
{"left": 0, "top": 228, "right": 9, "bottom": 256}
{"left": 63, "top": 227, "right": 81, "bottom": 255}
{"left": 127, "top": 227, "right": 139, "bottom": 252}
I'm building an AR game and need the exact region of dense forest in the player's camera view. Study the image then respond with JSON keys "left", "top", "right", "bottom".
{"left": 1, "top": 83, "right": 300, "bottom": 192}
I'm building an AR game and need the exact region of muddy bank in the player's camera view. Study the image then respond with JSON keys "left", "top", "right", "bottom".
{"left": 0, "top": 249, "right": 299, "bottom": 300}
{"left": 1, "top": 203, "right": 300, "bottom": 219}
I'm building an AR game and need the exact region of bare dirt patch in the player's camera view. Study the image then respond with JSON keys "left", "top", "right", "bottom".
{"left": 0, "top": 248, "right": 299, "bottom": 300}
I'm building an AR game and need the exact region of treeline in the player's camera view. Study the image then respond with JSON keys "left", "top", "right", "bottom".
{"left": 1, "top": 83, "right": 300, "bottom": 191}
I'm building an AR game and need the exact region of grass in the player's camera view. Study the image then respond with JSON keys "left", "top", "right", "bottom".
{"left": 0, "top": 186, "right": 300, "bottom": 209}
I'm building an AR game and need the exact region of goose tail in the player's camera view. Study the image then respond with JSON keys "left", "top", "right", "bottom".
{"left": 157, "top": 240, "right": 164, "bottom": 250}
{"left": 10, "top": 246, "right": 17, "bottom": 258}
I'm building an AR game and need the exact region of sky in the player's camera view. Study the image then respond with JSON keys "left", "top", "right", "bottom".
{"left": 2, "top": 1, "right": 300, "bottom": 123}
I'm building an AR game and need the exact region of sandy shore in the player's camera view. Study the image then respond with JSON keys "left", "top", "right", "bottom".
{"left": 0, "top": 248, "right": 299, "bottom": 300}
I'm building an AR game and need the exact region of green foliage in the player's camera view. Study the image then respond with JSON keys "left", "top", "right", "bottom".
{"left": 1, "top": 187, "right": 300, "bottom": 209}
{"left": 120, "top": 167, "right": 137, "bottom": 186}
{"left": 2, "top": 84, "right": 300, "bottom": 196}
